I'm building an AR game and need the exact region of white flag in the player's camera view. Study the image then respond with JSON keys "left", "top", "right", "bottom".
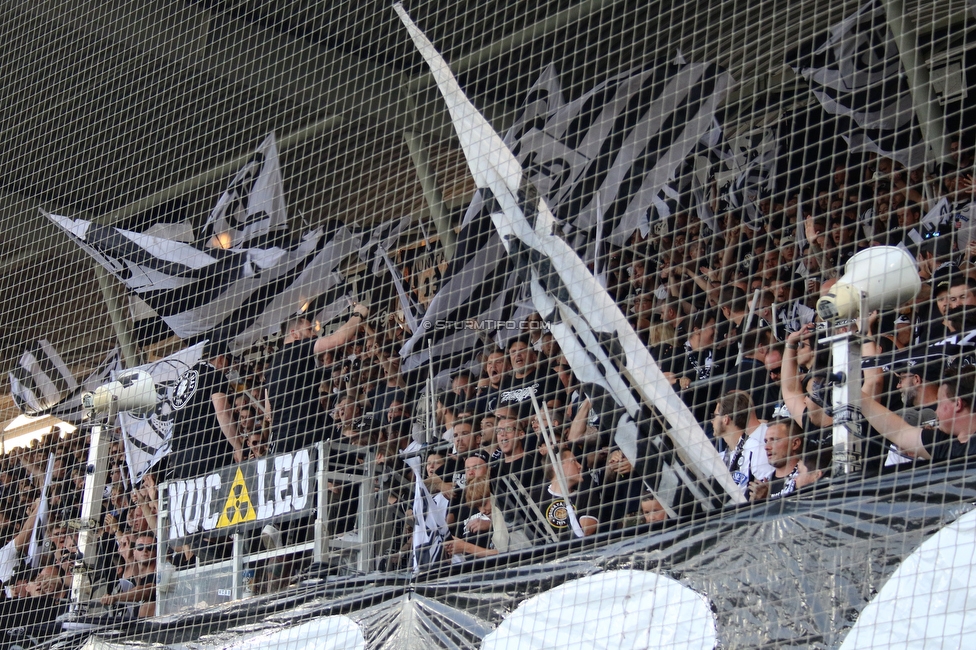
{"left": 203, "top": 133, "right": 289, "bottom": 249}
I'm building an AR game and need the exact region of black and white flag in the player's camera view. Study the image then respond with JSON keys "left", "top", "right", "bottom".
{"left": 499, "top": 59, "right": 731, "bottom": 252}
{"left": 9, "top": 339, "right": 78, "bottom": 416}
{"left": 396, "top": 4, "right": 744, "bottom": 508}
{"left": 9, "top": 341, "right": 121, "bottom": 425}
{"left": 787, "top": 0, "right": 925, "bottom": 168}
{"left": 202, "top": 133, "right": 289, "bottom": 249}
{"left": 400, "top": 55, "right": 730, "bottom": 378}
{"left": 715, "top": 126, "right": 780, "bottom": 231}
{"left": 118, "top": 342, "right": 206, "bottom": 485}
{"left": 47, "top": 212, "right": 360, "bottom": 349}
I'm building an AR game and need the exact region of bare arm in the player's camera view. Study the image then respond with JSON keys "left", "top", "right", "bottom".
{"left": 100, "top": 574, "right": 156, "bottom": 605}
{"left": 781, "top": 324, "right": 813, "bottom": 426}
{"left": 13, "top": 499, "right": 41, "bottom": 552}
{"left": 567, "top": 399, "right": 592, "bottom": 443}
{"left": 445, "top": 538, "right": 499, "bottom": 559}
{"left": 212, "top": 392, "right": 242, "bottom": 463}
{"left": 860, "top": 393, "right": 929, "bottom": 460}
{"left": 314, "top": 304, "right": 369, "bottom": 355}
{"left": 580, "top": 515, "right": 599, "bottom": 537}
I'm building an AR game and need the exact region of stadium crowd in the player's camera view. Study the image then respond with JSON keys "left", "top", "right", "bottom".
{"left": 4, "top": 144, "right": 976, "bottom": 616}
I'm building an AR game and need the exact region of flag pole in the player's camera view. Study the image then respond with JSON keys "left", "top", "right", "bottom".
{"left": 882, "top": 0, "right": 948, "bottom": 170}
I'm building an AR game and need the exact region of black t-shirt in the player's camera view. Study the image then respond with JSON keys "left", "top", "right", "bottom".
{"left": 490, "top": 453, "right": 544, "bottom": 525}
{"left": 168, "top": 362, "right": 235, "bottom": 481}
{"left": 267, "top": 339, "right": 325, "bottom": 454}
{"left": 922, "top": 428, "right": 976, "bottom": 463}
{"left": 533, "top": 483, "right": 599, "bottom": 542}
{"left": 498, "top": 369, "right": 562, "bottom": 420}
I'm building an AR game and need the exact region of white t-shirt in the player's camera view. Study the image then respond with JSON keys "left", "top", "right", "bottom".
{"left": 746, "top": 423, "right": 775, "bottom": 482}
{"left": 0, "top": 539, "right": 20, "bottom": 598}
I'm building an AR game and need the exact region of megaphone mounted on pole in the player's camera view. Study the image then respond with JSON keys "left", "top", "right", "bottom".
{"left": 816, "top": 246, "right": 921, "bottom": 321}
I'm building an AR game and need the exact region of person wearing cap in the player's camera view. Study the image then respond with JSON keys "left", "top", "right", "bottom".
{"left": 889, "top": 359, "right": 940, "bottom": 466}
{"left": 861, "top": 365, "right": 976, "bottom": 465}
{"left": 266, "top": 304, "right": 369, "bottom": 455}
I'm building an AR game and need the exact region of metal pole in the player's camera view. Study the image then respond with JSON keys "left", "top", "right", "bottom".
{"left": 822, "top": 330, "right": 863, "bottom": 475}
{"left": 98, "top": 114, "right": 345, "bottom": 227}
{"left": 232, "top": 533, "right": 243, "bottom": 600}
{"left": 402, "top": 88, "right": 457, "bottom": 261}
{"left": 94, "top": 265, "right": 143, "bottom": 369}
{"left": 70, "top": 423, "right": 113, "bottom": 613}
{"left": 883, "top": 0, "right": 949, "bottom": 168}
{"left": 314, "top": 441, "right": 328, "bottom": 563}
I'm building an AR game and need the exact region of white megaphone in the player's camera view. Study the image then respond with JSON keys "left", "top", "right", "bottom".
{"left": 816, "top": 246, "right": 921, "bottom": 321}
{"left": 82, "top": 369, "right": 157, "bottom": 419}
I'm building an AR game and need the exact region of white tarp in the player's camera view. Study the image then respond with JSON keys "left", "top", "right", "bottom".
{"left": 839, "top": 507, "right": 976, "bottom": 650}
{"left": 221, "top": 617, "right": 366, "bottom": 650}
{"left": 481, "top": 570, "right": 716, "bottom": 650}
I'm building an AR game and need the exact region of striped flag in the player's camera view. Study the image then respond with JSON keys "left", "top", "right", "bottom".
{"left": 396, "top": 3, "right": 745, "bottom": 510}
{"left": 201, "top": 133, "right": 289, "bottom": 249}
{"left": 46, "top": 212, "right": 360, "bottom": 348}
{"left": 9, "top": 339, "right": 78, "bottom": 416}
{"left": 786, "top": 0, "right": 925, "bottom": 168}
{"left": 8, "top": 342, "right": 121, "bottom": 424}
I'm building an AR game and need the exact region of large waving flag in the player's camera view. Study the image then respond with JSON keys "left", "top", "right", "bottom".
{"left": 400, "top": 52, "right": 730, "bottom": 380}
{"left": 786, "top": 0, "right": 925, "bottom": 168}
{"left": 202, "top": 133, "right": 289, "bottom": 249}
{"left": 46, "top": 212, "right": 360, "bottom": 349}
{"left": 395, "top": 4, "right": 744, "bottom": 508}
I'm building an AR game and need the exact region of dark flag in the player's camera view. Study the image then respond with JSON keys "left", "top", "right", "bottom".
{"left": 786, "top": 0, "right": 925, "bottom": 168}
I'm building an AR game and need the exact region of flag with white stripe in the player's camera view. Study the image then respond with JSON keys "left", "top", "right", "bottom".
{"left": 400, "top": 56, "right": 729, "bottom": 377}
{"left": 27, "top": 453, "right": 55, "bottom": 568}
{"left": 49, "top": 347, "right": 122, "bottom": 424}
{"left": 9, "top": 339, "right": 78, "bottom": 416}
{"left": 202, "top": 133, "right": 289, "bottom": 249}
{"left": 47, "top": 212, "right": 360, "bottom": 348}
{"left": 396, "top": 3, "right": 745, "bottom": 510}
{"left": 118, "top": 342, "right": 207, "bottom": 485}
{"left": 786, "top": 0, "right": 926, "bottom": 168}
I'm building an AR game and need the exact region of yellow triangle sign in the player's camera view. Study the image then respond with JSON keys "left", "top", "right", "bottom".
{"left": 217, "top": 467, "right": 257, "bottom": 528}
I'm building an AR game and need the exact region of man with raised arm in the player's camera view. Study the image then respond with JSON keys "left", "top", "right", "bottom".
{"left": 267, "top": 304, "right": 369, "bottom": 454}
{"left": 860, "top": 365, "right": 976, "bottom": 464}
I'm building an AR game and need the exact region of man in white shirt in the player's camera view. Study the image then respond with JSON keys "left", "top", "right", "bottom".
{"left": 712, "top": 393, "right": 773, "bottom": 497}
{"left": 0, "top": 498, "right": 41, "bottom": 598}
